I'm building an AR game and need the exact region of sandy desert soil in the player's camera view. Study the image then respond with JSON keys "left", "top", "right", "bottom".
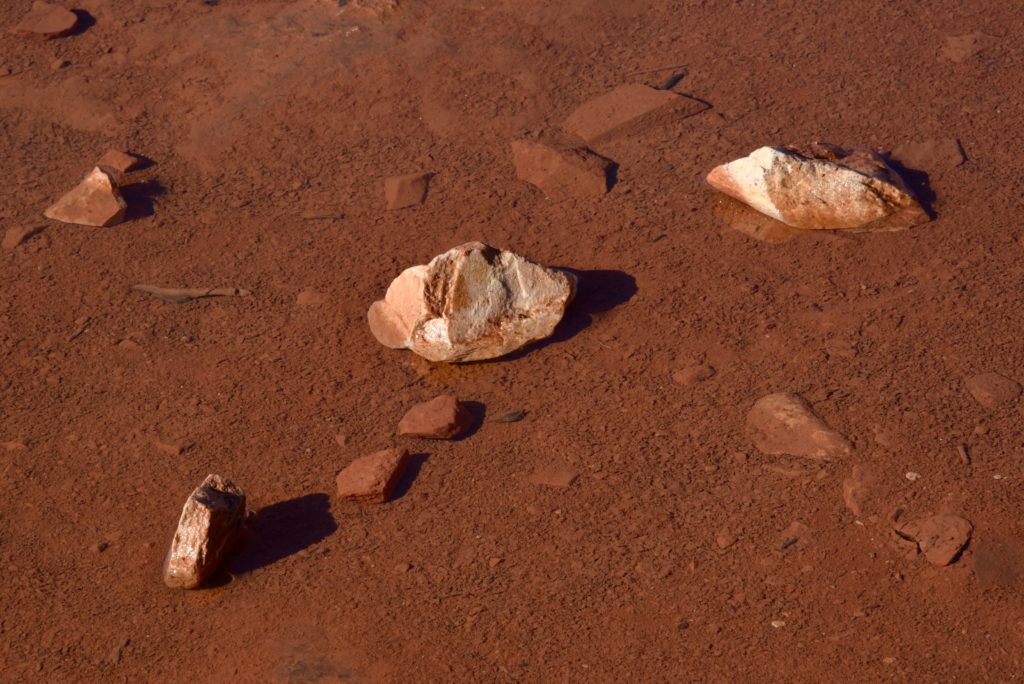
{"left": 2, "top": 0, "right": 1023, "bottom": 681}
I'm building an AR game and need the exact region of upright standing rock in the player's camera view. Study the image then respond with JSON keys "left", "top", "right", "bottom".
{"left": 44, "top": 167, "right": 127, "bottom": 227}
{"left": 746, "top": 392, "right": 852, "bottom": 460}
{"left": 163, "top": 475, "right": 246, "bottom": 589}
{"left": 367, "top": 242, "right": 576, "bottom": 362}
{"left": 706, "top": 143, "right": 929, "bottom": 231}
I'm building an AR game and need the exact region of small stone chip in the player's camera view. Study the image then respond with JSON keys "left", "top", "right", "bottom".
{"left": 336, "top": 448, "right": 410, "bottom": 502}
{"left": 384, "top": 172, "right": 430, "bottom": 210}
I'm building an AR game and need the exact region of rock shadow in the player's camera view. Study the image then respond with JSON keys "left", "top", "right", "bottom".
{"left": 122, "top": 179, "right": 165, "bottom": 221}
{"left": 500, "top": 269, "right": 637, "bottom": 360}
{"left": 389, "top": 453, "right": 429, "bottom": 501}
{"left": 229, "top": 493, "right": 337, "bottom": 573}
{"left": 885, "top": 158, "right": 937, "bottom": 219}
{"left": 452, "top": 401, "right": 486, "bottom": 441}
{"left": 69, "top": 10, "right": 96, "bottom": 36}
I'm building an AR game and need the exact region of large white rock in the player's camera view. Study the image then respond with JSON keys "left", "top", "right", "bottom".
{"left": 368, "top": 242, "right": 575, "bottom": 362}
{"left": 707, "top": 143, "right": 929, "bottom": 231}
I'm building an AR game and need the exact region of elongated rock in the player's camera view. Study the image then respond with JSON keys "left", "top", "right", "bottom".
{"left": 746, "top": 392, "right": 852, "bottom": 460}
{"left": 163, "top": 475, "right": 246, "bottom": 589}
{"left": 706, "top": 143, "right": 929, "bottom": 231}
{"left": 44, "top": 167, "right": 127, "bottom": 227}
{"left": 564, "top": 84, "right": 706, "bottom": 144}
{"left": 367, "top": 242, "right": 575, "bottom": 362}
{"left": 336, "top": 448, "right": 409, "bottom": 502}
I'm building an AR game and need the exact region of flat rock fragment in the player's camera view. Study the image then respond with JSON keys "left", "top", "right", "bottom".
{"left": 964, "top": 372, "right": 1021, "bottom": 408}
{"left": 563, "top": 84, "right": 706, "bottom": 144}
{"left": 44, "top": 167, "right": 127, "bottom": 227}
{"left": 131, "top": 285, "right": 251, "bottom": 303}
{"left": 384, "top": 172, "right": 430, "bottom": 210}
{"left": 896, "top": 515, "right": 972, "bottom": 566}
{"left": 510, "top": 138, "right": 614, "bottom": 199}
{"left": 14, "top": 2, "right": 79, "bottom": 39}
{"left": 528, "top": 465, "right": 578, "bottom": 489}
{"left": 336, "top": 448, "right": 409, "bottom": 502}
{"left": 163, "top": 474, "right": 246, "bottom": 589}
{"left": 3, "top": 225, "right": 45, "bottom": 250}
{"left": 706, "top": 143, "right": 929, "bottom": 231}
{"left": 367, "top": 242, "right": 575, "bottom": 362}
{"left": 746, "top": 392, "right": 852, "bottom": 460}
{"left": 97, "top": 149, "right": 144, "bottom": 173}
{"left": 398, "top": 395, "right": 473, "bottom": 439}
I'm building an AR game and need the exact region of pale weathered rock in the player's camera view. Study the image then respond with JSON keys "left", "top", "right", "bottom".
{"left": 399, "top": 395, "right": 473, "bottom": 439}
{"left": 336, "top": 448, "right": 409, "bottom": 502}
{"left": 563, "top": 84, "right": 706, "bottom": 144}
{"left": 14, "top": 2, "right": 79, "bottom": 39}
{"left": 706, "top": 143, "right": 929, "bottom": 231}
{"left": 964, "top": 372, "right": 1021, "bottom": 408}
{"left": 896, "top": 515, "right": 972, "bottom": 566}
{"left": 97, "top": 149, "right": 143, "bottom": 174}
{"left": 163, "top": 474, "right": 246, "bottom": 589}
{"left": 2, "top": 225, "right": 45, "bottom": 250}
{"left": 44, "top": 167, "right": 127, "bottom": 227}
{"left": 841, "top": 465, "right": 872, "bottom": 517}
{"left": 367, "top": 242, "right": 576, "bottom": 362}
{"left": 510, "top": 138, "right": 614, "bottom": 199}
{"left": 746, "top": 392, "right": 852, "bottom": 460}
{"left": 384, "top": 172, "right": 430, "bottom": 210}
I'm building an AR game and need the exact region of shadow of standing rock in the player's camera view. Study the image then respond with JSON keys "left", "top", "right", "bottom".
{"left": 229, "top": 493, "right": 337, "bottom": 573}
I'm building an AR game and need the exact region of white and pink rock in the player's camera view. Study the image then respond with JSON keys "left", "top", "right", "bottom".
{"left": 367, "top": 242, "right": 575, "bottom": 363}
{"left": 707, "top": 143, "right": 929, "bottom": 231}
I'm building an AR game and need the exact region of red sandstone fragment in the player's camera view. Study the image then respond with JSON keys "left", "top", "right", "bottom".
{"left": 510, "top": 138, "right": 614, "bottom": 200}
{"left": 44, "top": 167, "right": 127, "bottom": 227}
{"left": 97, "top": 149, "right": 143, "bottom": 174}
{"left": 384, "top": 172, "right": 430, "bottom": 210}
{"left": 563, "top": 84, "right": 706, "bottom": 144}
{"left": 528, "top": 465, "right": 578, "bottom": 489}
{"left": 336, "top": 448, "right": 409, "bottom": 502}
{"left": 398, "top": 395, "right": 473, "bottom": 439}
{"left": 14, "top": 2, "right": 79, "bottom": 40}
{"left": 896, "top": 515, "right": 972, "bottom": 566}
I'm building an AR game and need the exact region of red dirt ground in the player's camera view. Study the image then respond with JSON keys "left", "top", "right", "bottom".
{"left": 2, "top": 1, "right": 1023, "bottom": 681}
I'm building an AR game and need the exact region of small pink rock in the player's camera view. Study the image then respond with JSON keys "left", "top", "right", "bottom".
{"left": 14, "top": 2, "right": 79, "bottom": 40}
{"left": 97, "top": 149, "right": 143, "bottom": 174}
{"left": 336, "top": 448, "right": 409, "bottom": 503}
{"left": 398, "top": 395, "right": 473, "bottom": 439}
{"left": 746, "top": 392, "right": 852, "bottom": 461}
{"left": 296, "top": 289, "right": 327, "bottom": 307}
{"left": 44, "top": 167, "right": 127, "bottom": 227}
{"left": 384, "top": 172, "right": 430, "bottom": 210}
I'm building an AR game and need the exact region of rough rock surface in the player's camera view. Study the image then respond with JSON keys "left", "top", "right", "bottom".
{"left": 336, "top": 448, "right": 409, "bottom": 502}
{"left": 706, "top": 143, "right": 929, "bottom": 231}
{"left": 163, "top": 474, "right": 246, "bottom": 589}
{"left": 563, "top": 84, "right": 705, "bottom": 144}
{"left": 510, "top": 138, "right": 614, "bottom": 199}
{"left": 97, "top": 149, "right": 143, "bottom": 174}
{"left": 746, "top": 392, "right": 852, "bottom": 460}
{"left": 14, "top": 2, "right": 79, "bottom": 39}
{"left": 44, "top": 167, "right": 127, "bottom": 227}
{"left": 399, "top": 394, "right": 473, "bottom": 439}
{"left": 896, "top": 515, "right": 972, "bottom": 566}
{"left": 964, "top": 372, "right": 1021, "bottom": 408}
{"left": 384, "top": 172, "right": 430, "bottom": 210}
{"left": 367, "top": 242, "right": 576, "bottom": 362}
